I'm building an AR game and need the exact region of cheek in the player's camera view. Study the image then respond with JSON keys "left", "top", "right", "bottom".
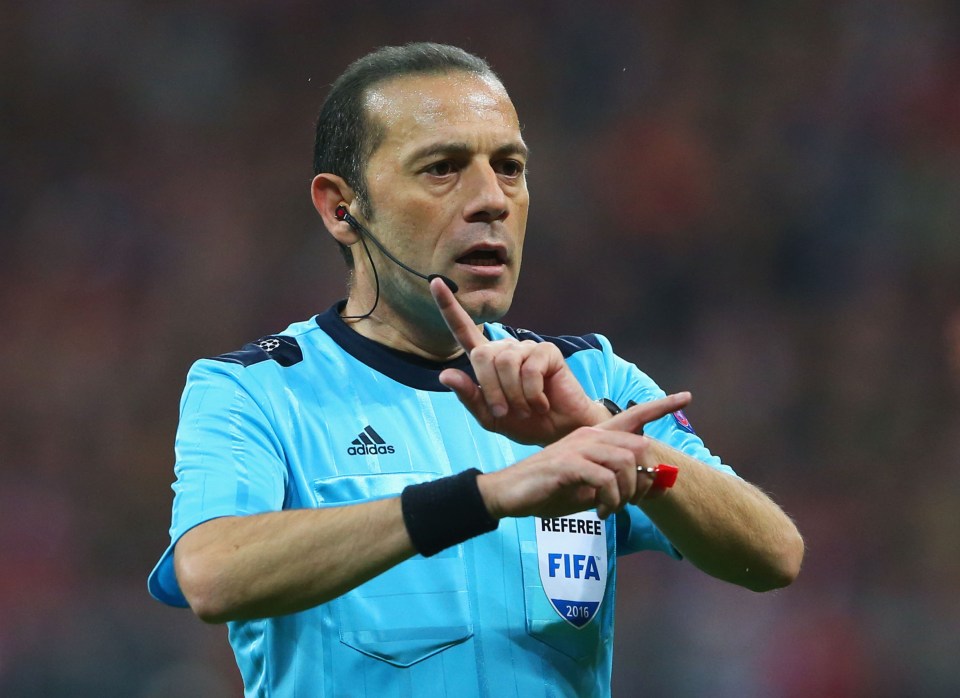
{"left": 390, "top": 210, "right": 447, "bottom": 265}
{"left": 513, "top": 207, "right": 529, "bottom": 260}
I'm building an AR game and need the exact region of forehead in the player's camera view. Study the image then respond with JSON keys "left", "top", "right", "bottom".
{"left": 364, "top": 72, "right": 521, "bottom": 151}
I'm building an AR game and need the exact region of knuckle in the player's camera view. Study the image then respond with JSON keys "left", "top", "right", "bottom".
{"left": 597, "top": 469, "right": 616, "bottom": 486}
{"left": 615, "top": 447, "right": 636, "bottom": 469}
{"left": 493, "top": 350, "right": 521, "bottom": 369}
{"left": 472, "top": 344, "right": 495, "bottom": 361}
{"left": 529, "top": 343, "right": 551, "bottom": 358}
{"left": 571, "top": 425, "right": 599, "bottom": 439}
{"left": 519, "top": 361, "right": 542, "bottom": 379}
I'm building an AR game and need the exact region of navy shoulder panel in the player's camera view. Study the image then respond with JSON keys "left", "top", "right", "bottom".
{"left": 208, "top": 335, "right": 304, "bottom": 368}
{"left": 500, "top": 326, "right": 603, "bottom": 358}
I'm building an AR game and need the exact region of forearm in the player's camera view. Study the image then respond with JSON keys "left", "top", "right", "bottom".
{"left": 639, "top": 442, "right": 804, "bottom": 591}
{"left": 174, "top": 497, "right": 416, "bottom": 623}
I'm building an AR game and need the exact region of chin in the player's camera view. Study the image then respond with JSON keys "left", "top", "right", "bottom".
{"left": 463, "top": 288, "right": 514, "bottom": 324}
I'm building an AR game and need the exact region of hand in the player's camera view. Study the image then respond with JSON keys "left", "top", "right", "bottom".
{"left": 477, "top": 392, "right": 692, "bottom": 520}
{"left": 431, "top": 278, "right": 613, "bottom": 445}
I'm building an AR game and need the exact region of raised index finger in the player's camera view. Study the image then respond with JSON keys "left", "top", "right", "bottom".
{"left": 430, "top": 276, "right": 488, "bottom": 354}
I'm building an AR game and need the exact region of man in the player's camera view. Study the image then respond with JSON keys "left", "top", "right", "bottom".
{"left": 149, "top": 43, "right": 803, "bottom": 697}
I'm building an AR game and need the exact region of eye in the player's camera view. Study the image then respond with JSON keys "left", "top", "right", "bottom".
{"left": 496, "top": 159, "right": 525, "bottom": 178}
{"left": 424, "top": 161, "right": 458, "bottom": 177}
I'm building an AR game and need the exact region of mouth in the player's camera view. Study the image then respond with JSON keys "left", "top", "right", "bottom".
{"left": 455, "top": 246, "right": 507, "bottom": 267}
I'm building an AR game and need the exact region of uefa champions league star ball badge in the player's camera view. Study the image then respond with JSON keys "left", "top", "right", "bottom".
{"left": 535, "top": 510, "right": 607, "bottom": 628}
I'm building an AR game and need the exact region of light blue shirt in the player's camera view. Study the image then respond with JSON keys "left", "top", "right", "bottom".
{"left": 149, "top": 303, "right": 734, "bottom": 697}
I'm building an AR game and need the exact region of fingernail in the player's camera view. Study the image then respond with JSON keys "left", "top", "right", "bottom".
{"left": 492, "top": 405, "right": 507, "bottom": 418}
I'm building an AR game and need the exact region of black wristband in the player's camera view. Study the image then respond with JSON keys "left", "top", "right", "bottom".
{"left": 401, "top": 468, "right": 499, "bottom": 557}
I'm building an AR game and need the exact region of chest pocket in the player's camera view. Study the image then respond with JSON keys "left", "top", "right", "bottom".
{"left": 314, "top": 472, "right": 473, "bottom": 667}
{"left": 517, "top": 515, "right": 616, "bottom": 661}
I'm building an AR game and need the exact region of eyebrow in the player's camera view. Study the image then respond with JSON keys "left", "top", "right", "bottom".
{"left": 406, "top": 141, "right": 530, "bottom": 165}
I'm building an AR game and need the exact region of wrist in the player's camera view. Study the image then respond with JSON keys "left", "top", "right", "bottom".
{"left": 476, "top": 472, "right": 504, "bottom": 520}
{"left": 401, "top": 469, "right": 499, "bottom": 557}
{"left": 589, "top": 397, "right": 621, "bottom": 425}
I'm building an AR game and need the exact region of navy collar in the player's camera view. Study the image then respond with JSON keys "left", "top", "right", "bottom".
{"left": 315, "top": 301, "right": 478, "bottom": 391}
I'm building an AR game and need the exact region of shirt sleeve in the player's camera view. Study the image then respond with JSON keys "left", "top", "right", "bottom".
{"left": 147, "top": 359, "right": 288, "bottom": 607}
{"left": 588, "top": 334, "right": 738, "bottom": 558}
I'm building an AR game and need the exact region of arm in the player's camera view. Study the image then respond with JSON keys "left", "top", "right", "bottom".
{"left": 174, "top": 498, "right": 415, "bottom": 624}
{"left": 637, "top": 440, "right": 804, "bottom": 591}
{"left": 431, "top": 279, "right": 803, "bottom": 591}
{"left": 174, "top": 394, "right": 691, "bottom": 624}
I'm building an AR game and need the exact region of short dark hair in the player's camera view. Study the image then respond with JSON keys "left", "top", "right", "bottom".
{"left": 313, "top": 43, "right": 501, "bottom": 265}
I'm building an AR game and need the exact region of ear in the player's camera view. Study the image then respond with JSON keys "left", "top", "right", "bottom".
{"left": 311, "top": 174, "right": 360, "bottom": 247}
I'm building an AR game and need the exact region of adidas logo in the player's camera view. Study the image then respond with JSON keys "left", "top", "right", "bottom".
{"left": 347, "top": 426, "right": 396, "bottom": 456}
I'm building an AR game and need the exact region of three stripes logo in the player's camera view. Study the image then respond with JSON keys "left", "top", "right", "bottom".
{"left": 347, "top": 426, "right": 396, "bottom": 456}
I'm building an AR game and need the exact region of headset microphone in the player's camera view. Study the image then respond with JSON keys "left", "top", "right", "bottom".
{"left": 335, "top": 205, "right": 459, "bottom": 293}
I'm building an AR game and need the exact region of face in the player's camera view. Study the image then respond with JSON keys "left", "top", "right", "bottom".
{"left": 353, "top": 71, "right": 529, "bottom": 328}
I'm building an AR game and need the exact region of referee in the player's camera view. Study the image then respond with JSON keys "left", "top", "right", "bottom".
{"left": 149, "top": 42, "right": 803, "bottom": 697}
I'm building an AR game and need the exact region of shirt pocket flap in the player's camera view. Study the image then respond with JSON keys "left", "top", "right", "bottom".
{"left": 313, "top": 471, "right": 436, "bottom": 505}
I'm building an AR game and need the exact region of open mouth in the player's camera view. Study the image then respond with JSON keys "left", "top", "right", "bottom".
{"left": 456, "top": 249, "right": 505, "bottom": 266}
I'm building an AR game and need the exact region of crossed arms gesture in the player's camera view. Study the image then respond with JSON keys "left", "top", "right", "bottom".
{"left": 430, "top": 278, "right": 803, "bottom": 589}
{"left": 429, "top": 278, "right": 686, "bottom": 518}
{"left": 174, "top": 281, "right": 802, "bottom": 623}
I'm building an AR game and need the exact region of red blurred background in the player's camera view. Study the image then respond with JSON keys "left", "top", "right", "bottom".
{"left": 2, "top": 2, "right": 959, "bottom": 695}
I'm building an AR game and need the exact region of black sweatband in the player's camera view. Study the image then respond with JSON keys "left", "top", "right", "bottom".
{"left": 401, "top": 468, "right": 499, "bottom": 557}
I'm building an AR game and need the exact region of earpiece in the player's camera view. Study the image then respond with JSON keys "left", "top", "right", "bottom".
{"left": 331, "top": 203, "right": 459, "bottom": 297}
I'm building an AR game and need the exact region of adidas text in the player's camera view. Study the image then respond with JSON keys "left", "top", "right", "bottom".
{"left": 347, "top": 444, "right": 396, "bottom": 456}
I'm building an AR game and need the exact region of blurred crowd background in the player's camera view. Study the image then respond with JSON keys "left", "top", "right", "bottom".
{"left": 3, "top": 1, "right": 959, "bottom": 696}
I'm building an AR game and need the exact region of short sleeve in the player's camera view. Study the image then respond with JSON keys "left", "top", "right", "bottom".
{"left": 148, "top": 360, "right": 287, "bottom": 607}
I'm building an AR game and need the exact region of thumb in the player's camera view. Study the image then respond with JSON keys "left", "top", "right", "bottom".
{"left": 439, "top": 368, "right": 493, "bottom": 424}
{"left": 595, "top": 392, "right": 692, "bottom": 434}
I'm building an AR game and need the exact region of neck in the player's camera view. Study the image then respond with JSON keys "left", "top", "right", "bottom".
{"left": 340, "top": 296, "right": 466, "bottom": 361}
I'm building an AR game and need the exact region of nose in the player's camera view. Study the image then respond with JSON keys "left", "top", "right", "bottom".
{"left": 463, "top": 161, "right": 509, "bottom": 223}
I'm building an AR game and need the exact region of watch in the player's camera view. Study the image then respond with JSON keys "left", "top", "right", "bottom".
{"left": 597, "top": 398, "right": 622, "bottom": 415}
